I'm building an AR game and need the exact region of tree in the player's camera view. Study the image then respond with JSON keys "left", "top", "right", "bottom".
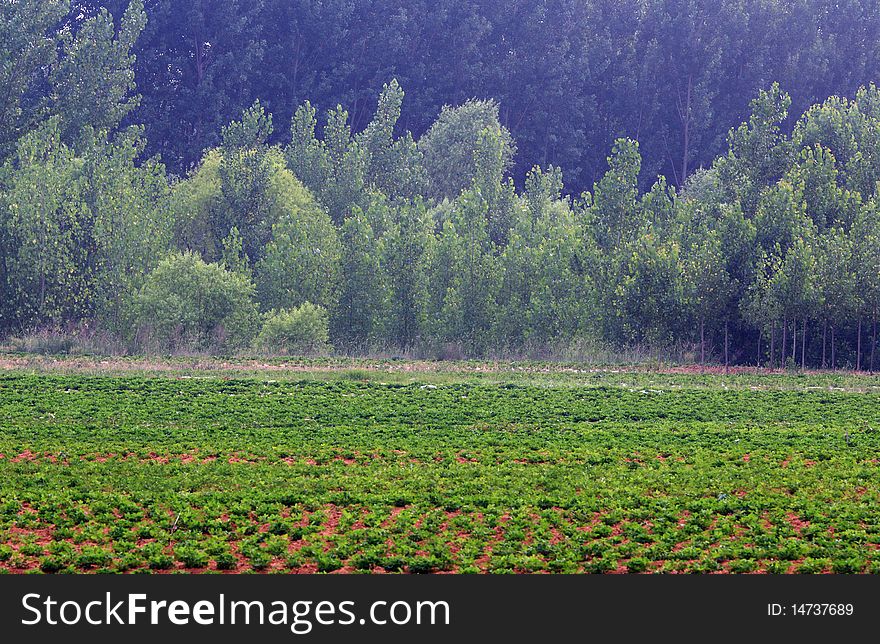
{"left": 815, "top": 228, "right": 856, "bottom": 368}
{"left": 444, "top": 188, "right": 499, "bottom": 354}
{"left": 1, "top": 117, "right": 169, "bottom": 330}
{"left": 0, "top": 0, "right": 66, "bottom": 162}
{"left": 356, "top": 79, "right": 427, "bottom": 199}
{"left": 255, "top": 303, "right": 332, "bottom": 355}
{"left": 496, "top": 165, "right": 586, "bottom": 349}
{"left": 852, "top": 202, "right": 880, "bottom": 371}
{"left": 472, "top": 126, "right": 519, "bottom": 247}
{"left": 772, "top": 234, "right": 820, "bottom": 370}
{"left": 793, "top": 85, "right": 880, "bottom": 200}
{"left": 252, "top": 181, "right": 340, "bottom": 313}
{"left": 333, "top": 209, "right": 385, "bottom": 346}
{"left": 1, "top": 119, "right": 84, "bottom": 326}
{"left": 170, "top": 103, "right": 338, "bottom": 296}
{"left": 716, "top": 83, "right": 794, "bottom": 215}
{"left": 381, "top": 199, "right": 433, "bottom": 349}
{"left": 784, "top": 145, "right": 861, "bottom": 231}
{"left": 637, "top": 0, "right": 747, "bottom": 187}
{"left": 286, "top": 102, "right": 367, "bottom": 223}
{"left": 419, "top": 99, "right": 516, "bottom": 201}
{"left": 590, "top": 139, "right": 644, "bottom": 251}
{"left": 50, "top": 0, "right": 147, "bottom": 147}
{"left": 74, "top": 125, "right": 171, "bottom": 329}
{"left": 131, "top": 251, "right": 260, "bottom": 351}
{"left": 681, "top": 229, "right": 732, "bottom": 367}
{"left": 753, "top": 181, "right": 811, "bottom": 256}
{"left": 216, "top": 101, "right": 276, "bottom": 263}
{"left": 611, "top": 233, "right": 685, "bottom": 349}
{"left": 743, "top": 251, "right": 783, "bottom": 368}
{"left": 425, "top": 219, "right": 467, "bottom": 348}
{"left": 129, "top": 0, "right": 267, "bottom": 172}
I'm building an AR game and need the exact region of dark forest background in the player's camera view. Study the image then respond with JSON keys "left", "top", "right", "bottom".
{"left": 71, "top": 0, "right": 880, "bottom": 192}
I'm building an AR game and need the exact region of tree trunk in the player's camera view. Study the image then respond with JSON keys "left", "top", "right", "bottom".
{"left": 801, "top": 317, "right": 807, "bottom": 371}
{"left": 757, "top": 329, "right": 762, "bottom": 368}
{"left": 791, "top": 318, "right": 797, "bottom": 364}
{"left": 831, "top": 327, "right": 836, "bottom": 370}
{"left": 681, "top": 74, "right": 693, "bottom": 186}
{"left": 822, "top": 319, "right": 828, "bottom": 369}
{"left": 724, "top": 320, "right": 729, "bottom": 373}
{"left": 857, "top": 319, "right": 862, "bottom": 372}
{"left": 39, "top": 270, "right": 46, "bottom": 316}
{"left": 770, "top": 322, "right": 776, "bottom": 370}
{"left": 871, "top": 309, "right": 877, "bottom": 374}
{"left": 781, "top": 316, "right": 787, "bottom": 368}
{"left": 700, "top": 320, "right": 705, "bottom": 371}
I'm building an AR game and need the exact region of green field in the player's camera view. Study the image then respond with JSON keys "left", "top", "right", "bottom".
{"left": 1, "top": 360, "right": 879, "bottom": 574}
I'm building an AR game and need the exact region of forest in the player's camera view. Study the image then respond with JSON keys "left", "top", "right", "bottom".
{"left": 2, "top": 0, "right": 880, "bottom": 368}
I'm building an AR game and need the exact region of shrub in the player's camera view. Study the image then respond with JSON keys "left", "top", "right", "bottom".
{"left": 147, "top": 553, "right": 175, "bottom": 570}
{"left": 214, "top": 552, "right": 237, "bottom": 570}
{"left": 130, "top": 252, "right": 259, "bottom": 351}
{"left": 407, "top": 556, "right": 438, "bottom": 574}
{"left": 254, "top": 303, "right": 331, "bottom": 355}
{"left": 585, "top": 557, "right": 616, "bottom": 574}
{"left": 175, "top": 545, "right": 210, "bottom": 568}
{"left": 39, "top": 556, "right": 68, "bottom": 573}
{"left": 626, "top": 557, "right": 650, "bottom": 573}
{"left": 75, "top": 547, "right": 113, "bottom": 569}
{"left": 315, "top": 554, "right": 342, "bottom": 572}
{"left": 797, "top": 557, "right": 830, "bottom": 574}
{"left": 728, "top": 559, "right": 757, "bottom": 573}
{"left": 245, "top": 549, "right": 272, "bottom": 570}
{"left": 832, "top": 558, "right": 864, "bottom": 574}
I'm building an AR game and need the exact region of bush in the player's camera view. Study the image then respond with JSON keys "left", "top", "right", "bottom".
{"left": 254, "top": 303, "right": 331, "bottom": 355}
{"left": 214, "top": 552, "right": 238, "bottom": 570}
{"left": 147, "top": 554, "right": 175, "bottom": 570}
{"left": 39, "top": 556, "right": 68, "bottom": 573}
{"left": 626, "top": 557, "right": 650, "bottom": 573}
{"left": 175, "top": 545, "right": 210, "bottom": 569}
{"left": 75, "top": 547, "right": 113, "bottom": 569}
{"left": 130, "top": 252, "right": 259, "bottom": 351}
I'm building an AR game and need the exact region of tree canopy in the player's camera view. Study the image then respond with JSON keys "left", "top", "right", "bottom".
{"left": 3, "top": 1, "right": 880, "bottom": 370}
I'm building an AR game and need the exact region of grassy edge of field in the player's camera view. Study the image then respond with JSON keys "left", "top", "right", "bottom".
{"left": 3, "top": 351, "right": 880, "bottom": 392}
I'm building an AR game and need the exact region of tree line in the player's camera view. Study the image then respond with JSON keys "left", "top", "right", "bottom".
{"left": 1, "top": 1, "right": 880, "bottom": 368}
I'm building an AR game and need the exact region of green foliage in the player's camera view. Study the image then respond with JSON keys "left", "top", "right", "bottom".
{"left": 1, "top": 118, "right": 169, "bottom": 330}
{"left": 286, "top": 102, "right": 367, "bottom": 223}
{"left": 380, "top": 198, "right": 433, "bottom": 348}
{"left": 1, "top": 368, "right": 879, "bottom": 574}
{"left": 5, "top": 3, "right": 880, "bottom": 367}
{"left": 333, "top": 210, "right": 385, "bottom": 345}
{"left": 419, "top": 99, "right": 516, "bottom": 201}
{"left": 591, "top": 139, "right": 644, "bottom": 251}
{"left": 0, "top": 0, "right": 66, "bottom": 160}
{"left": 2, "top": 119, "right": 85, "bottom": 325}
{"left": 357, "top": 79, "right": 427, "bottom": 199}
{"left": 252, "top": 175, "right": 340, "bottom": 311}
{"left": 254, "top": 303, "right": 332, "bottom": 355}
{"left": 717, "top": 83, "right": 794, "bottom": 214}
{"left": 170, "top": 137, "right": 340, "bottom": 315}
{"left": 131, "top": 252, "right": 259, "bottom": 351}
{"left": 172, "top": 108, "right": 324, "bottom": 270}
{"left": 50, "top": 0, "right": 147, "bottom": 147}
{"left": 610, "top": 234, "right": 685, "bottom": 346}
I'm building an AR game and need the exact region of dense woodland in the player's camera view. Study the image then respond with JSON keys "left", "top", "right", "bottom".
{"left": 2, "top": 0, "right": 880, "bottom": 368}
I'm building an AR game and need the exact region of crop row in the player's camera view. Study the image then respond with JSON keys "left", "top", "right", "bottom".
{"left": 0, "top": 373, "right": 878, "bottom": 573}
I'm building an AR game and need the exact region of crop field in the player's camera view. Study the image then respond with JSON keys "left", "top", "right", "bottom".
{"left": 0, "top": 359, "right": 879, "bottom": 574}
